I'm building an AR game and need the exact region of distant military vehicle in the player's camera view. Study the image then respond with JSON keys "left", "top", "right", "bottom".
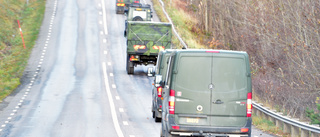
{"left": 126, "top": 3, "right": 152, "bottom": 21}
{"left": 124, "top": 21, "right": 172, "bottom": 74}
{"left": 116, "top": 0, "right": 140, "bottom": 14}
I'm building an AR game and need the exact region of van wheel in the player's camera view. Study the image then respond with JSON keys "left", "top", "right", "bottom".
{"left": 154, "top": 110, "right": 161, "bottom": 122}
{"left": 155, "top": 116, "right": 161, "bottom": 122}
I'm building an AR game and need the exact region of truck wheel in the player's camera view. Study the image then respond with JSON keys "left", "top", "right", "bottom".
{"left": 132, "top": 16, "right": 143, "bottom": 21}
{"left": 126, "top": 56, "right": 134, "bottom": 74}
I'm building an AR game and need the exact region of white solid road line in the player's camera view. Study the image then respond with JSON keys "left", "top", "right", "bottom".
{"left": 101, "top": 0, "right": 108, "bottom": 35}
{"left": 102, "top": 62, "right": 124, "bottom": 137}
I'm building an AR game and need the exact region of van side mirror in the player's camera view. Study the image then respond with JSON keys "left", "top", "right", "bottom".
{"left": 154, "top": 75, "right": 162, "bottom": 87}
{"left": 147, "top": 67, "right": 155, "bottom": 77}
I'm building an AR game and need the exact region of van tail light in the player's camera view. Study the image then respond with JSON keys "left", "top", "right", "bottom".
{"left": 241, "top": 128, "right": 249, "bottom": 132}
{"left": 169, "top": 89, "right": 175, "bottom": 114}
{"left": 172, "top": 126, "right": 180, "bottom": 129}
{"left": 247, "top": 92, "right": 252, "bottom": 117}
{"left": 157, "top": 87, "right": 162, "bottom": 97}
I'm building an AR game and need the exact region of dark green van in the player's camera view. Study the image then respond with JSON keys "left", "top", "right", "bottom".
{"left": 157, "top": 49, "right": 252, "bottom": 137}
{"left": 152, "top": 50, "right": 175, "bottom": 122}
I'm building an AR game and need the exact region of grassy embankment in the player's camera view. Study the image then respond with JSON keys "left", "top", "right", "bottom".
{"left": 151, "top": 0, "right": 288, "bottom": 136}
{"left": 0, "top": 0, "right": 45, "bottom": 101}
{"left": 152, "top": 0, "right": 205, "bottom": 49}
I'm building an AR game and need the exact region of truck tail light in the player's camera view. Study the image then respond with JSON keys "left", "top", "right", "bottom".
{"left": 153, "top": 46, "right": 165, "bottom": 50}
{"left": 157, "top": 87, "right": 162, "bottom": 97}
{"left": 169, "top": 89, "right": 175, "bottom": 114}
{"left": 117, "top": 3, "right": 125, "bottom": 6}
{"left": 247, "top": 92, "right": 252, "bottom": 117}
{"left": 134, "top": 1, "right": 139, "bottom": 3}
{"left": 134, "top": 45, "right": 146, "bottom": 50}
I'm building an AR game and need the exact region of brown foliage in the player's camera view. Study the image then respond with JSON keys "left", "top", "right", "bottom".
{"left": 181, "top": 0, "right": 320, "bottom": 119}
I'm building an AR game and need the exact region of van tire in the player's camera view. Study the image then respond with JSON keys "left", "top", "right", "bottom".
{"left": 154, "top": 110, "right": 161, "bottom": 122}
{"left": 155, "top": 116, "right": 161, "bottom": 122}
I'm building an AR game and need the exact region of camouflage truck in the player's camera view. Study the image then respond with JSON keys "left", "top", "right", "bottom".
{"left": 116, "top": 0, "right": 140, "bottom": 14}
{"left": 124, "top": 21, "right": 172, "bottom": 74}
{"left": 126, "top": 3, "right": 152, "bottom": 21}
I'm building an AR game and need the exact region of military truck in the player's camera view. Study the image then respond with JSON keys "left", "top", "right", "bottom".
{"left": 156, "top": 49, "right": 252, "bottom": 137}
{"left": 124, "top": 21, "right": 172, "bottom": 74}
{"left": 126, "top": 3, "right": 152, "bottom": 21}
{"left": 116, "top": 0, "right": 140, "bottom": 14}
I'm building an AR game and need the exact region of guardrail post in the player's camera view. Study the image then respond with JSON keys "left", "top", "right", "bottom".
{"left": 283, "top": 122, "right": 291, "bottom": 134}
{"left": 290, "top": 125, "right": 299, "bottom": 137}
{"left": 301, "top": 129, "right": 309, "bottom": 137}
{"left": 275, "top": 113, "right": 283, "bottom": 129}
{"left": 253, "top": 107, "right": 258, "bottom": 115}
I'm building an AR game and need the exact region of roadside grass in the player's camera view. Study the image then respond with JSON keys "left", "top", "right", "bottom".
{"left": 151, "top": 0, "right": 205, "bottom": 49}
{"left": 252, "top": 114, "right": 289, "bottom": 137}
{"left": 0, "top": 0, "right": 45, "bottom": 101}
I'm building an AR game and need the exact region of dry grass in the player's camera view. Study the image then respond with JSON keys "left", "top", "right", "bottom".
{"left": 151, "top": 0, "right": 205, "bottom": 49}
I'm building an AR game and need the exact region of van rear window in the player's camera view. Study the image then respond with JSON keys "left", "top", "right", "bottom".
{"left": 212, "top": 57, "right": 246, "bottom": 92}
{"left": 174, "top": 56, "right": 247, "bottom": 92}
{"left": 175, "top": 56, "right": 212, "bottom": 91}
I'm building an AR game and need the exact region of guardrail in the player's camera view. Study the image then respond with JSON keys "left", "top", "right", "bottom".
{"left": 157, "top": 0, "right": 187, "bottom": 49}
{"left": 157, "top": 0, "right": 320, "bottom": 136}
{"left": 253, "top": 102, "right": 320, "bottom": 137}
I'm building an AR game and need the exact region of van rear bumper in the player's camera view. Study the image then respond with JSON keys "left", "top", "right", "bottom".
{"left": 167, "top": 117, "right": 252, "bottom": 136}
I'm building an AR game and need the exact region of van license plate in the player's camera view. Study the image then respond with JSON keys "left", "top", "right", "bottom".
{"left": 186, "top": 118, "right": 199, "bottom": 123}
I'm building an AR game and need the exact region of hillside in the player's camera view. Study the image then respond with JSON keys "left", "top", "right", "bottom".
{"left": 155, "top": 0, "right": 320, "bottom": 120}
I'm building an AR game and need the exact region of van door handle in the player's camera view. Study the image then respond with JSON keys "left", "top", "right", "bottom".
{"left": 213, "top": 99, "right": 223, "bottom": 104}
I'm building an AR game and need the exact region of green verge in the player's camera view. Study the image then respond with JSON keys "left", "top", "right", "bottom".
{"left": 252, "top": 114, "right": 289, "bottom": 136}
{"left": 0, "top": 0, "right": 46, "bottom": 101}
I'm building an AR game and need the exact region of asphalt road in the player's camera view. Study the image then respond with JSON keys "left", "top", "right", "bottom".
{"left": 0, "top": 0, "right": 276, "bottom": 136}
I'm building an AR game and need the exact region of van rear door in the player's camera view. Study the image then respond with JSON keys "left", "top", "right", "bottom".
{"left": 173, "top": 52, "right": 212, "bottom": 126}
{"left": 210, "top": 53, "right": 248, "bottom": 127}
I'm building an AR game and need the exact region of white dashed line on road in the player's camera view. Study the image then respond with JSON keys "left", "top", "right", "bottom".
{"left": 119, "top": 108, "right": 124, "bottom": 112}
{"left": 115, "top": 96, "right": 120, "bottom": 100}
{"left": 104, "top": 51, "right": 108, "bottom": 54}
{"left": 103, "top": 39, "right": 107, "bottom": 43}
{"left": 110, "top": 73, "right": 114, "bottom": 77}
{"left": 123, "top": 121, "right": 129, "bottom": 125}
{"left": 108, "top": 62, "right": 111, "bottom": 66}
{"left": 112, "top": 84, "right": 116, "bottom": 89}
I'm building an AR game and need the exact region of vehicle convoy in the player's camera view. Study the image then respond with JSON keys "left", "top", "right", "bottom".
{"left": 155, "top": 49, "right": 252, "bottom": 137}
{"left": 152, "top": 50, "right": 175, "bottom": 122}
{"left": 125, "top": 3, "right": 153, "bottom": 21}
{"left": 124, "top": 21, "right": 172, "bottom": 74}
{"left": 116, "top": 0, "right": 140, "bottom": 14}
